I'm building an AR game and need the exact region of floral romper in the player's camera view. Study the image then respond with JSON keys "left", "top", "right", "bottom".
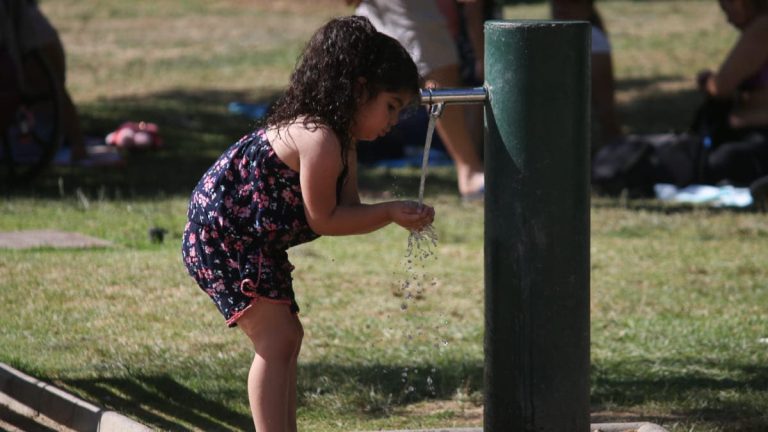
{"left": 181, "top": 129, "right": 320, "bottom": 327}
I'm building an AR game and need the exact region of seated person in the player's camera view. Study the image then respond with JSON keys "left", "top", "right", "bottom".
{"left": 3, "top": 0, "right": 85, "bottom": 161}
{"left": 696, "top": 0, "right": 768, "bottom": 185}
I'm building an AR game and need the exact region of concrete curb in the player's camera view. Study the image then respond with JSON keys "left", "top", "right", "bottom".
{"left": 0, "top": 362, "right": 151, "bottom": 432}
{"left": 366, "top": 422, "right": 669, "bottom": 432}
{"left": 591, "top": 423, "right": 669, "bottom": 432}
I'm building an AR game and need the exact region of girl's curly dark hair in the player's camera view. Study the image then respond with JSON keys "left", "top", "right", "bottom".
{"left": 265, "top": 15, "right": 421, "bottom": 160}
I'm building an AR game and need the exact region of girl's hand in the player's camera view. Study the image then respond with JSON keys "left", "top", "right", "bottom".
{"left": 389, "top": 201, "right": 435, "bottom": 231}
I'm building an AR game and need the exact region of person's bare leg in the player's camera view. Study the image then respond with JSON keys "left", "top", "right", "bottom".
{"left": 238, "top": 301, "right": 303, "bottom": 432}
{"left": 285, "top": 314, "right": 302, "bottom": 432}
{"left": 426, "top": 64, "right": 485, "bottom": 197}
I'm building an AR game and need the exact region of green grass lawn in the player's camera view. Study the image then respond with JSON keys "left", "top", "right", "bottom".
{"left": 2, "top": 1, "right": 768, "bottom": 431}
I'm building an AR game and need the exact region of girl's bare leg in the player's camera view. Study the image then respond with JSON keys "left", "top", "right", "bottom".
{"left": 286, "top": 315, "right": 302, "bottom": 432}
{"left": 238, "top": 301, "right": 303, "bottom": 432}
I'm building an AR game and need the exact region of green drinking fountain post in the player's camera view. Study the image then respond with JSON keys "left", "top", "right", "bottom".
{"left": 420, "top": 19, "right": 590, "bottom": 432}
{"left": 484, "top": 20, "right": 590, "bottom": 431}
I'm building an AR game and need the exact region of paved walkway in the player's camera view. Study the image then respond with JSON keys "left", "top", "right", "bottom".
{"left": 0, "top": 230, "right": 111, "bottom": 249}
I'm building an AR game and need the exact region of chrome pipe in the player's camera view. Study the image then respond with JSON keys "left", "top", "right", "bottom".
{"left": 419, "top": 86, "right": 488, "bottom": 105}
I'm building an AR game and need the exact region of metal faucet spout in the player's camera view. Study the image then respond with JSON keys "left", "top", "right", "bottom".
{"left": 419, "top": 86, "right": 487, "bottom": 106}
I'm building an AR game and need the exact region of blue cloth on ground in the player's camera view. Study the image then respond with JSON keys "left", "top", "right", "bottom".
{"left": 654, "top": 183, "right": 753, "bottom": 207}
{"left": 228, "top": 102, "right": 270, "bottom": 120}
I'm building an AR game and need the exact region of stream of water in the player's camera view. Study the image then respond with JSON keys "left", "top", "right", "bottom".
{"left": 397, "top": 104, "right": 444, "bottom": 396}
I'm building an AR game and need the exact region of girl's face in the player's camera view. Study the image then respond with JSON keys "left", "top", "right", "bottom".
{"left": 352, "top": 89, "right": 413, "bottom": 141}
{"left": 719, "top": 0, "right": 755, "bottom": 28}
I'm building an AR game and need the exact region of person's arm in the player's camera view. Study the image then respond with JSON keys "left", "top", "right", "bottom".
{"left": 703, "top": 17, "right": 768, "bottom": 98}
{"left": 299, "top": 127, "right": 433, "bottom": 236}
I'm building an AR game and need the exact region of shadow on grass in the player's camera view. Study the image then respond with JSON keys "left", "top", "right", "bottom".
{"left": 4, "top": 87, "right": 459, "bottom": 200}
{"left": 59, "top": 374, "right": 253, "bottom": 431}
{"left": 50, "top": 361, "right": 484, "bottom": 430}
{"left": 297, "top": 361, "right": 484, "bottom": 415}
{"left": 46, "top": 356, "right": 768, "bottom": 430}
{"left": 3, "top": 88, "right": 279, "bottom": 199}
{"left": 592, "top": 359, "right": 768, "bottom": 431}
{"left": 2, "top": 75, "right": 726, "bottom": 210}
{"left": 617, "top": 76, "right": 703, "bottom": 134}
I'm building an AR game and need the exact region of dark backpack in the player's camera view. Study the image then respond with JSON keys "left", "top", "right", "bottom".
{"left": 592, "top": 132, "right": 702, "bottom": 197}
{"left": 592, "top": 97, "right": 768, "bottom": 196}
{"left": 0, "top": 46, "right": 21, "bottom": 131}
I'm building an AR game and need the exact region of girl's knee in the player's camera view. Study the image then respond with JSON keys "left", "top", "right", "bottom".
{"left": 263, "top": 323, "right": 302, "bottom": 361}
{"left": 282, "top": 318, "right": 304, "bottom": 351}
{"left": 238, "top": 302, "right": 303, "bottom": 361}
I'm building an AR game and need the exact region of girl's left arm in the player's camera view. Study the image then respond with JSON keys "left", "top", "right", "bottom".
{"left": 299, "top": 128, "right": 433, "bottom": 236}
{"left": 339, "top": 147, "right": 362, "bottom": 206}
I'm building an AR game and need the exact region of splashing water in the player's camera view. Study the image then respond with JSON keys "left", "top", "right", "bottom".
{"left": 394, "top": 104, "right": 446, "bottom": 397}
{"left": 407, "top": 102, "right": 441, "bottom": 266}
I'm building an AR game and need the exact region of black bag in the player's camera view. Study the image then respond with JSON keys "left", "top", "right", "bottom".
{"left": 592, "top": 97, "right": 768, "bottom": 196}
{"left": 0, "top": 47, "right": 21, "bottom": 130}
{"left": 592, "top": 132, "right": 701, "bottom": 197}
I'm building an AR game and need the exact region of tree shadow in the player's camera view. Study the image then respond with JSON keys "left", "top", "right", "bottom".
{"left": 57, "top": 374, "right": 253, "bottom": 431}
{"left": 40, "top": 355, "right": 768, "bottom": 430}
{"left": 591, "top": 358, "right": 768, "bottom": 431}
{"left": 3, "top": 87, "right": 459, "bottom": 200}
{"left": 0, "top": 403, "right": 62, "bottom": 432}
{"left": 617, "top": 75, "right": 704, "bottom": 134}
{"left": 297, "top": 360, "right": 484, "bottom": 414}
{"left": 3, "top": 88, "right": 281, "bottom": 198}
{"left": 47, "top": 360, "right": 484, "bottom": 430}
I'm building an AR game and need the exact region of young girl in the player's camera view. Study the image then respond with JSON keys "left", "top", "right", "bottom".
{"left": 696, "top": 0, "right": 768, "bottom": 184}
{"left": 181, "top": 16, "right": 434, "bottom": 432}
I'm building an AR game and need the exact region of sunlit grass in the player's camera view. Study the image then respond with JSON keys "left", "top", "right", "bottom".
{"left": 2, "top": 1, "right": 767, "bottom": 431}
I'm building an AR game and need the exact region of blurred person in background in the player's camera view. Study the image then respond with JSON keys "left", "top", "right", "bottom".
{"left": 551, "top": 0, "right": 624, "bottom": 154}
{"left": 695, "top": 0, "right": 768, "bottom": 185}
{"left": 0, "top": 0, "right": 85, "bottom": 160}
{"left": 347, "top": 0, "right": 486, "bottom": 200}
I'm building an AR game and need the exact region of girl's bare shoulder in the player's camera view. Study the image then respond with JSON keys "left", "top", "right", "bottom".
{"left": 290, "top": 120, "right": 340, "bottom": 155}
{"left": 267, "top": 119, "right": 342, "bottom": 172}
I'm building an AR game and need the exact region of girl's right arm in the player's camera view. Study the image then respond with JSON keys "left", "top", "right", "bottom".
{"left": 297, "top": 127, "right": 434, "bottom": 236}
